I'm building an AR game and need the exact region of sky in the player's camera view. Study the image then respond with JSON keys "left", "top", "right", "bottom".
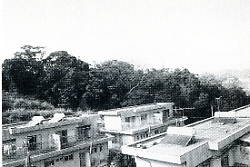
{"left": 1, "top": 0, "right": 250, "bottom": 74}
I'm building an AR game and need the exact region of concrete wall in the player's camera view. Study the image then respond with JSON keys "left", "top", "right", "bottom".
{"left": 104, "top": 116, "right": 122, "bottom": 131}
{"left": 135, "top": 157, "right": 185, "bottom": 167}
{"left": 14, "top": 123, "right": 78, "bottom": 153}
{"left": 122, "top": 135, "right": 135, "bottom": 146}
{"left": 25, "top": 152, "right": 81, "bottom": 167}
{"left": 184, "top": 143, "right": 212, "bottom": 167}
{"left": 53, "top": 152, "right": 81, "bottom": 167}
{"left": 28, "top": 143, "right": 109, "bottom": 167}
{"left": 90, "top": 143, "right": 109, "bottom": 166}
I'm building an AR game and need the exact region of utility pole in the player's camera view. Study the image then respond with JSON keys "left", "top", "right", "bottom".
{"left": 25, "top": 141, "right": 31, "bottom": 167}
{"left": 215, "top": 96, "right": 222, "bottom": 120}
{"left": 211, "top": 104, "right": 214, "bottom": 117}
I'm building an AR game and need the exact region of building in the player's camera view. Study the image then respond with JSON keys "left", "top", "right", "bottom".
{"left": 122, "top": 104, "right": 250, "bottom": 167}
{"left": 2, "top": 113, "right": 112, "bottom": 167}
{"left": 98, "top": 103, "right": 188, "bottom": 149}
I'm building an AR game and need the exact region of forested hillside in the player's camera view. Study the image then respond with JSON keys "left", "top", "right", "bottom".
{"left": 2, "top": 45, "right": 250, "bottom": 124}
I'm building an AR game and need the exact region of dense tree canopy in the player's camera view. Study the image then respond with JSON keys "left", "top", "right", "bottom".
{"left": 2, "top": 45, "right": 250, "bottom": 115}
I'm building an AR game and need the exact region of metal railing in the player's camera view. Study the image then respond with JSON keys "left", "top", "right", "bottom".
{"left": 2, "top": 134, "right": 107, "bottom": 162}
{"left": 121, "top": 119, "right": 163, "bottom": 131}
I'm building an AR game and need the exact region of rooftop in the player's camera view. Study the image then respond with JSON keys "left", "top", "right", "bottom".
{"left": 188, "top": 117, "right": 249, "bottom": 143}
{"left": 122, "top": 104, "right": 250, "bottom": 165}
{"left": 98, "top": 103, "right": 173, "bottom": 116}
{"left": 2, "top": 113, "right": 99, "bottom": 137}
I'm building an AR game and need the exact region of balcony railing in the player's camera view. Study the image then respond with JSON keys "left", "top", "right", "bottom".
{"left": 2, "top": 134, "right": 108, "bottom": 164}
{"left": 98, "top": 116, "right": 188, "bottom": 133}
{"left": 121, "top": 119, "right": 163, "bottom": 131}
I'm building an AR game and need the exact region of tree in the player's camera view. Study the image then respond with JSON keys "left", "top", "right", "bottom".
{"left": 2, "top": 45, "right": 45, "bottom": 95}
{"left": 42, "top": 51, "right": 89, "bottom": 110}
{"left": 172, "top": 68, "right": 200, "bottom": 108}
{"left": 83, "top": 60, "right": 138, "bottom": 109}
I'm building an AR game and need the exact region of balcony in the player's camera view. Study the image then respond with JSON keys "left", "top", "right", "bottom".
{"left": 99, "top": 116, "right": 188, "bottom": 134}
{"left": 2, "top": 134, "right": 110, "bottom": 167}
{"left": 121, "top": 118, "right": 163, "bottom": 131}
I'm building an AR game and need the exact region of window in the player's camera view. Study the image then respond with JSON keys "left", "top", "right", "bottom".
{"left": 69, "top": 154, "right": 73, "bottom": 160}
{"left": 44, "top": 160, "right": 54, "bottom": 167}
{"left": 62, "top": 130, "right": 67, "bottom": 143}
{"left": 162, "top": 110, "right": 169, "bottom": 123}
{"left": 78, "top": 125, "right": 91, "bottom": 139}
{"left": 131, "top": 116, "right": 136, "bottom": 122}
{"left": 92, "top": 147, "right": 97, "bottom": 153}
{"left": 154, "top": 130, "right": 159, "bottom": 134}
{"left": 100, "top": 146, "right": 103, "bottom": 152}
{"left": 64, "top": 154, "right": 74, "bottom": 161}
{"left": 3, "top": 143, "right": 16, "bottom": 156}
{"left": 60, "top": 130, "right": 68, "bottom": 149}
{"left": 27, "top": 135, "right": 37, "bottom": 151}
{"left": 125, "top": 117, "right": 130, "bottom": 123}
{"left": 141, "top": 114, "right": 147, "bottom": 121}
{"left": 125, "top": 116, "right": 135, "bottom": 123}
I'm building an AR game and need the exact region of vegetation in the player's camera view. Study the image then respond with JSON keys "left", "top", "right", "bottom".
{"left": 2, "top": 45, "right": 250, "bottom": 124}
{"left": 2, "top": 91, "right": 74, "bottom": 124}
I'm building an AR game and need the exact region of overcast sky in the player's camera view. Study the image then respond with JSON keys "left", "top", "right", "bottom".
{"left": 1, "top": 0, "right": 250, "bottom": 74}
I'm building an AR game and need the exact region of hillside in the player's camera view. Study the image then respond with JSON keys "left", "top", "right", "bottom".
{"left": 2, "top": 91, "right": 73, "bottom": 124}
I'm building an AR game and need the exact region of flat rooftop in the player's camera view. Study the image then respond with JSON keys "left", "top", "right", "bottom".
{"left": 124, "top": 117, "right": 250, "bottom": 150}
{"left": 189, "top": 117, "right": 250, "bottom": 142}
{"left": 98, "top": 103, "right": 173, "bottom": 116}
{"left": 2, "top": 113, "right": 99, "bottom": 137}
{"left": 122, "top": 105, "right": 250, "bottom": 165}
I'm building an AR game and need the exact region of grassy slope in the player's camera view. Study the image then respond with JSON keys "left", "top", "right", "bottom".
{"left": 2, "top": 91, "right": 73, "bottom": 124}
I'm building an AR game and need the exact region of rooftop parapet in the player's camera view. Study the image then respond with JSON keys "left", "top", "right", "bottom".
{"left": 6, "top": 113, "right": 98, "bottom": 135}
{"left": 98, "top": 103, "right": 174, "bottom": 116}
{"left": 121, "top": 105, "right": 250, "bottom": 167}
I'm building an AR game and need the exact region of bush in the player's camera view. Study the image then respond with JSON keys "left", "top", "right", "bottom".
{"left": 40, "top": 102, "right": 54, "bottom": 110}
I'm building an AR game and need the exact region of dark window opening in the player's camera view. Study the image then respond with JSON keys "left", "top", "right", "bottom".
{"left": 100, "top": 146, "right": 103, "bottom": 152}
{"left": 78, "top": 125, "right": 91, "bottom": 139}
{"left": 27, "top": 135, "right": 37, "bottom": 151}
{"left": 44, "top": 160, "right": 54, "bottom": 167}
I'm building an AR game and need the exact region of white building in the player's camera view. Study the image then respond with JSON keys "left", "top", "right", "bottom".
{"left": 98, "top": 103, "right": 188, "bottom": 149}
{"left": 122, "top": 104, "right": 250, "bottom": 167}
{"left": 2, "top": 113, "right": 112, "bottom": 167}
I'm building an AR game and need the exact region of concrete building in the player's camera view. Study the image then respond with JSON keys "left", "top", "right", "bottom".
{"left": 98, "top": 103, "right": 188, "bottom": 149}
{"left": 2, "top": 113, "right": 112, "bottom": 167}
{"left": 122, "top": 104, "right": 250, "bottom": 167}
